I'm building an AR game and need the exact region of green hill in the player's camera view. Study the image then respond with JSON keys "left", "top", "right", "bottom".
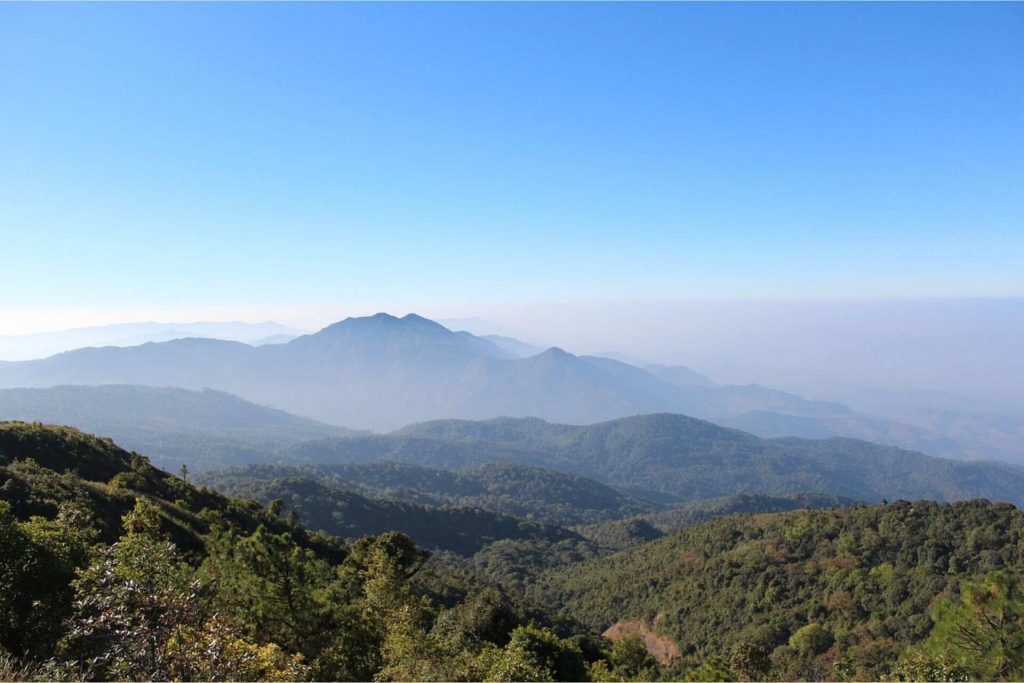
{"left": 535, "top": 499, "right": 1024, "bottom": 680}
{"left": 0, "top": 420, "right": 341, "bottom": 557}
{"left": 0, "top": 385, "right": 356, "bottom": 471}
{"left": 333, "top": 414, "right": 1024, "bottom": 506}
{"left": 200, "top": 470, "right": 584, "bottom": 557}
{"left": 200, "top": 460, "right": 657, "bottom": 527}
{"left": 0, "top": 421, "right": 606, "bottom": 681}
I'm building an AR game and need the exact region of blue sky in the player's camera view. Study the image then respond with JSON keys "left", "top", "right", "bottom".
{"left": 1, "top": 3, "right": 1022, "bottom": 333}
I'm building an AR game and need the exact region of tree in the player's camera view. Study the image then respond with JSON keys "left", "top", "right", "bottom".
{"left": 163, "top": 614, "right": 311, "bottom": 681}
{"left": 729, "top": 642, "right": 770, "bottom": 681}
{"left": 484, "top": 625, "right": 589, "bottom": 682}
{"left": 200, "top": 524, "right": 372, "bottom": 681}
{"left": 61, "top": 499, "right": 202, "bottom": 680}
{"left": 915, "top": 571, "right": 1024, "bottom": 680}
{"left": 891, "top": 650, "right": 969, "bottom": 682}
{"left": 0, "top": 500, "right": 39, "bottom": 656}
{"left": 606, "top": 634, "right": 660, "bottom": 681}
{"left": 684, "top": 655, "right": 736, "bottom": 682}
{"left": 789, "top": 623, "right": 834, "bottom": 657}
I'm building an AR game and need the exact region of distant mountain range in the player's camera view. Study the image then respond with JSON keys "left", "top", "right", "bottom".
{"left": 377, "top": 414, "right": 1024, "bottom": 506}
{"left": 0, "top": 320, "right": 304, "bottom": 361}
{"left": 0, "top": 385, "right": 355, "bottom": 471}
{"left": 0, "top": 312, "right": 1020, "bottom": 464}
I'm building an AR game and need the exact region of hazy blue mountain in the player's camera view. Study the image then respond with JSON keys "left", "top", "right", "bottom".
{"left": 0, "top": 320, "right": 304, "bottom": 361}
{"left": 318, "top": 414, "right": 1024, "bottom": 507}
{"left": 644, "top": 364, "right": 716, "bottom": 387}
{"left": 0, "top": 314, "right": 709, "bottom": 430}
{"left": 0, "top": 385, "right": 355, "bottom": 471}
{"left": 587, "top": 350, "right": 652, "bottom": 367}
{"left": 717, "top": 409, "right": 960, "bottom": 449}
{"left": 716, "top": 408, "right": 1024, "bottom": 466}
{"left": 481, "top": 335, "right": 546, "bottom": 359}
{"left": 0, "top": 312, "right": 1018, "bottom": 463}
{"left": 895, "top": 407, "right": 1024, "bottom": 464}
{"left": 251, "top": 333, "right": 300, "bottom": 345}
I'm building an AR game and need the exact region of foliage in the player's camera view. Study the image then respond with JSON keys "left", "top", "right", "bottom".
{"left": 390, "top": 414, "right": 1024, "bottom": 506}
{"left": 483, "top": 625, "right": 589, "bottom": 682}
{"left": 195, "top": 472, "right": 584, "bottom": 557}
{"left": 907, "top": 571, "right": 1024, "bottom": 680}
{"left": 891, "top": 650, "right": 970, "bottom": 682}
{"left": 538, "top": 499, "right": 1024, "bottom": 680}
{"left": 605, "top": 635, "right": 660, "bottom": 681}
{"left": 5, "top": 420, "right": 1024, "bottom": 682}
{"left": 728, "top": 642, "right": 770, "bottom": 681}
{"left": 199, "top": 459, "right": 658, "bottom": 527}
{"left": 0, "top": 422, "right": 601, "bottom": 682}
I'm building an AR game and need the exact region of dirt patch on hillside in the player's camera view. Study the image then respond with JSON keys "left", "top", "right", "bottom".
{"left": 603, "top": 618, "right": 681, "bottom": 665}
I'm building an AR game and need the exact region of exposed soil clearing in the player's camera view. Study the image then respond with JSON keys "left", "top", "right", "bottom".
{"left": 603, "top": 617, "right": 681, "bottom": 665}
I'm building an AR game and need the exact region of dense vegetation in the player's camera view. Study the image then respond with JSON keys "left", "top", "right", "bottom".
{"left": 0, "top": 422, "right": 626, "bottom": 682}
{"left": 4, "top": 420, "right": 1024, "bottom": 681}
{"left": 194, "top": 471, "right": 583, "bottom": 557}
{"left": 577, "top": 493, "right": 860, "bottom": 550}
{"left": 0, "top": 422, "right": 341, "bottom": 556}
{"left": 310, "top": 414, "right": 1024, "bottom": 506}
{"left": 639, "top": 493, "right": 860, "bottom": 533}
{"left": 199, "top": 461, "right": 657, "bottom": 527}
{"left": 535, "top": 500, "right": 1024, "bottom": 680}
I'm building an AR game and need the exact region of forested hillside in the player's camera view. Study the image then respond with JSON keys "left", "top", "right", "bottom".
{"left": 316, "top": 414, "right": 1024, "bottom": 506}
{"left": 195, "top": 471, "right": 585, "bottom": 556}
{"left": 578, "top": 493, "right": 856, "bottom": 550}
{"left": 536, "top": 500, "right": 1024, "bottom": 680}
{"left": 4, "top": 420, "right": 1024, "bottom": 681}
{"left": 0, "top": 421, "right": 341, "bottom": 555}
{"left": 0, "top": 421, "right": 624, "bottom": 682}
{"left": 199, "top": 461, "right": 658, "bottom": 526}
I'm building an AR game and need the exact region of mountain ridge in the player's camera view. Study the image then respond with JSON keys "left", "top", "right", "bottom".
{"left": 0, "top": 313, "right": 1018, "bottom": 464}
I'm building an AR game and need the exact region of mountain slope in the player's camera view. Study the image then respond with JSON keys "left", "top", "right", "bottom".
{"left": 0, "top": 385, "right": 356, "bottom": 471}
{"left": 579, "top": 492, "right": 858, "bottom": 549}
{"left": 1, "top": 313, "right": 1017, "bottom": 464}
{"left": 0, "top": 420, "right": 343, "bottom": 558}
{"left": 534, "top": 499, "right": 1024, "bottom": 679}
{"left": 390, "top": 414, "right": 1024, "bottom": 506}
{"left": 0, "top": 320, "right": 303, "bottom": 361}
{"left": 644, "top": 364, "right": 716, "bottom": 388}
{"left": 0, "top": 313, "right": 875, "bottom": 432}
{"left": 198, "top": 460, "right": 659, "bottom": 527}
{"left": 200, "top": 472, "right": 583, "bottom": 557}
{"left": 0, "top": 421, "right": 596, "bottom": 683}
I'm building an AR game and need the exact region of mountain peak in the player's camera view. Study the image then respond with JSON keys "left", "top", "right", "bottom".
{"left": 400, "top": 313, "right": 441, "bottom": 325}
{"left": 528, "top": 346, "right": 577, "bottom": 362}
{"left": 309, "top": 312, "right": 445, "bottom": 337}
{"left": 282, "top": 313, "right": 511, "bottom": 364}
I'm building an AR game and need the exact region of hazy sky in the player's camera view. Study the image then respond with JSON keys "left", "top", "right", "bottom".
{"left": 1, "top": 3, "right": 1022, "bottom": 335}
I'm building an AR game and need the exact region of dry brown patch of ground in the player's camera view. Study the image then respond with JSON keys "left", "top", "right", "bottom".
{"left": 602, "top": 617, "right": 681, "bottom": 665}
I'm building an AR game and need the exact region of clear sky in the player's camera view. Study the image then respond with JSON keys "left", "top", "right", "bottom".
{"left": 1, "top": 2, "right": 1022, "bottom": 334}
